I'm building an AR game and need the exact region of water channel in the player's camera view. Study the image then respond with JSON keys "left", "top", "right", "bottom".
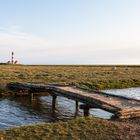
{"left": 0, "top": 87, "right": 140, "bottom": 130}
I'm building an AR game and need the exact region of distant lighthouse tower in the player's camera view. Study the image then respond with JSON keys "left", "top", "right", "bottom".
{"left": 11, "top": 51, "right": 14, "bottom": 64}
{"left": 7, "top": 51, "right": 18, "bottom": 64}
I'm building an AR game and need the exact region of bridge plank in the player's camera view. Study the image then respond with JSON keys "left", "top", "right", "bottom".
{"left": 7, "top": 83, "right": 140, "bottom": 119}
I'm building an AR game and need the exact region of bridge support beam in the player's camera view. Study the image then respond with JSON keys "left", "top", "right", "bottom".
{"left": 30, "top": 92, "right": 34, "bottom": 100}
{"left": 75, "top": 100, "right": 79, "bottom": 112}
{"left": 52, "top": 95, "right": 57, "bottom": 110}
{"left": 14, "top": 92, "right": 17, "bottom": 97}
{"left": 84, "top": 108, "right": 89, "bottom": 117}
{"left": 28, "top": 90, "right": 34, "bottom": 100}
{"left": 74, "top": 100, "right": 79, "bottom": 116}
{"left": 13, "top": 89, "right": 20, "bottom": 97}
{"left": 80, "top": 104, "right": 90, "bottom": 117}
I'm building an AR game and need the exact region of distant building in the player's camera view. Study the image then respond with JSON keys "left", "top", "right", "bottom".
{"left": 7, "top": 52, "right": 18, "bottom": 64}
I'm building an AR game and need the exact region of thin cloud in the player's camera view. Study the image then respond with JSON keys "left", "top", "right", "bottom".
{"left": 0, "top": 25, "right": 140, "bottom": 64}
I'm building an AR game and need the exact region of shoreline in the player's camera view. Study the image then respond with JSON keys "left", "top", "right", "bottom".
{"left": 0, "top": 117, "right": 140, "bottom": 140}
{"left": 0, "top": 82, "right": 140, "bottom": 97}
{"left": 0, "top": 65, "right": 140, "bottom": 139}
{"left": 0, "top": 83, "right": 140, "bottom": 128}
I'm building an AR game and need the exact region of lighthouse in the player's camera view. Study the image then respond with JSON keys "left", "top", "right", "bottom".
{"left": 11, "top": 51, "right": 14, "bottom": 64}
{"left": 7, "top": 52, "right": 18, "bottom": 64}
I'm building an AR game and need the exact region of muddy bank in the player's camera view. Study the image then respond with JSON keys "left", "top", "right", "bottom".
{"left": 0, "top": 84, "right": 11, "bottom": 97}
{"left": 0, "top": 84, "right": 6, "bottom": 89}
{"left": 0, "top": 83, "right": 49, "bottom": 97}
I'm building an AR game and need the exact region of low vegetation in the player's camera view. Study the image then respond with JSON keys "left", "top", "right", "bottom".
{"left": 0, "top": 117, "right": 139, "bottom": 140}
{"left": 0, "top": 65, "right": 140, "bottom": 90}
{"left": 0, "top": 65, "right": 140, "bottom": 139}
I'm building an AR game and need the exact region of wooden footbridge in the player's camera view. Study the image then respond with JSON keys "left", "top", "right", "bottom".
{"left": 7, "top": 83, "right": 140, "bottom": 119}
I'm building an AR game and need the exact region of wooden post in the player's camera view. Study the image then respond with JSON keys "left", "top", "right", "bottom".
{"left": 30, "top": 92, "right": 34, "bottom": 100}
{"left": 29, "top": 90, "right": 34, "bottom": 100}
{"left": 14, "top": 92, "right": 17, "bottom": 97}
{"left": 13, "top": 89, "right": 19, "bottom": 97}
{"left": 52, "top": 95, "right": 57, "bottom": 110}
{"left": 80, "top": 104, "right": 90, "bottom": 117}
{"left": 75, "top": 101, "right": 79, "bottom": 116}
{"left": 83, "top": 108, "right": 90, "bottom": 117}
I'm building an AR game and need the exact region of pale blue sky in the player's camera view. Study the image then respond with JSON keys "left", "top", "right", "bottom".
{"left": 0, "top": 0, "right": 140, "bottom": 64}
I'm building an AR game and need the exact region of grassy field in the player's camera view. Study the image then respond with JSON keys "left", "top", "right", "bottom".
{"left": 0, "top": 64, "right": 140, "bottom": 139}
{"left": 0, "top": 64, "right": 140, "bottom": 90}
{"left": 0, "top": 117, "right": 139, "bottom": 140}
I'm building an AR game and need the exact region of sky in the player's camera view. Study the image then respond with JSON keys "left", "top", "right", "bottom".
{"left": 0, "top": 0, "right": 140, "bottom": 64}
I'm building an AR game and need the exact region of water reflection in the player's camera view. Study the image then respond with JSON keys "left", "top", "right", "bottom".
{"left": 0, "top": 94, "right": 113, "bottom": 130}
{"left": 103, "top": 87, "right": 140, "bottom": 100}
{"left": 3, "top": 86, "right": 139, "bottom": 130}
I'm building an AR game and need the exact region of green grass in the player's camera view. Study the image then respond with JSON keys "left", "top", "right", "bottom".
{"left": 0, "top": 65, "right": 140, "bottom": 90}
{"left": 0, "top": 117, "right": 139, "bottom": 140}
{"left": 0, "top": 65, "right": 140, "bottom": 139}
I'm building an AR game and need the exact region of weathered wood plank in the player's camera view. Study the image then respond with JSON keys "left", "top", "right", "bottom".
{"left": 6, "top": 83, "right": 140, "bottom": 119}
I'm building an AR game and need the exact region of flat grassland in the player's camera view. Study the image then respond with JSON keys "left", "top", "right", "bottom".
{"left": 0, "top": 65, "right": 140, "bottom": 139}
{"left": 0, "top": 64, "right": 140, "bottom": 89}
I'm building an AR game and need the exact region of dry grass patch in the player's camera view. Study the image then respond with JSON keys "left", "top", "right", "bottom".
{"left": 0, "top": 117, "right": 139, "bottom": 140}
{"left": 0, "top": 65, "right": 140, "bottom": 90}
